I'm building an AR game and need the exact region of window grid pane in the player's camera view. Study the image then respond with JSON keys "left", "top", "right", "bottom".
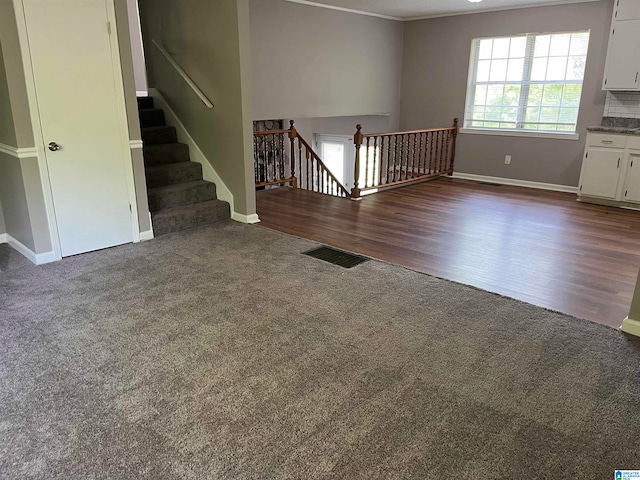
{"left": 464, "top": 31, "right": 589, "bottom": 134}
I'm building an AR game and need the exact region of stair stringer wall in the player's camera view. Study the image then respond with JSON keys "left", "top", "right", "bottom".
{"left": 148, "top": 88, "right": 258, "bottom": 224}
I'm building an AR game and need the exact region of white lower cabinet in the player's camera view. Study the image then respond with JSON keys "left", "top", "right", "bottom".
{"left": 580, "top": 148, "right": 623, "bottom": 199}
{"left": 579, "top": 133, "right": 640, "bottom": 207}
{"left": 623, "top": 152, "right": 640, "bottom": 203}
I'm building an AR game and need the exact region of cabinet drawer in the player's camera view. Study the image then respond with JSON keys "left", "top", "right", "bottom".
{"left": 626, "top": 136, "right": 640, "bottom": 150}
{"left": 587, "top": 134, "right": 627, "bottom": 148}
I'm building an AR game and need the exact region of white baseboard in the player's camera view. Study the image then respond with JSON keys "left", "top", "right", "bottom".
{"left": 621, "top": 317, "right": 640, "bottom": 337}
{"left": 139, "top": 230, "right": 154, "bottom": 241}
{"left": 0, "top": 233, "right": 7, "bottom": 244}
{"left": 5, "top": 234, "right": 56, "bottom": 265}
{"left": 136, "top": 90, "right": 149, "bottom": 97}
{"left": 452, "top": 172, "right": 578, "bottom": 194}
{"left": 147, "top": 89, "right": 236, "bottom": 212}
{"left": 231, "top": 212, "right": 261, "bottom": 224}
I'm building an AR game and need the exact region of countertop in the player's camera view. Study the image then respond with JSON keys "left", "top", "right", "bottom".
{"left": 586, "top": 125, "right": 640, "bottom": 134}
{"left": 587, "top": 117, "right": 640, "bottom": 135}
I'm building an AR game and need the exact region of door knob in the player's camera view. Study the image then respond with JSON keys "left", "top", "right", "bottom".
{"left": 48, "top": 142, "right": 61, "bottom": 152}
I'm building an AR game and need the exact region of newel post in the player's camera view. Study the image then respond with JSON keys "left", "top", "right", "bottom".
{"left": 449, "top": 118, "right": 459, "bottom": 176}
{"left": 289, "top": 120, "right": 298, "bottom": 188}
{"left": 351, "top": 124, "right": 363, "bottom": 199}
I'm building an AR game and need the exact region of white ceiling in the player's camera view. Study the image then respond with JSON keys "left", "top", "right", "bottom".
{"left": 286, "top": 0, "right": 603, "bottom": 21}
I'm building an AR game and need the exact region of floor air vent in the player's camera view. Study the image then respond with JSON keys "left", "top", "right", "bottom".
{"left": 303, "top": 246, "right": 369, "bottom": 269}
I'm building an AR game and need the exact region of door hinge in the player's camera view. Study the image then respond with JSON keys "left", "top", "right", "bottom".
{"left": 129, "top": 204, "right": 132, "bottom": 213}
{"left": 580, "top": 185, "right": 582, "bottom": 192}
{"left": 625, "top": 190, "right": 628, "bottom": 197}
{"left": 107, "top": 21, "right": 112, "bottom": 35}
{"left": 605, "top": 79, "right": 608, "bottom": 86}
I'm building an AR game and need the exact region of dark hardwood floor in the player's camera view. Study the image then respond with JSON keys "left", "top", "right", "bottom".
{"left": 256, "top": 178, "right": 640, "bottom": 329}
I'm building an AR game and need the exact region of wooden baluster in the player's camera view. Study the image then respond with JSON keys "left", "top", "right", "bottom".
{"left": 444, "top": 130, "right": 451, "bottom": 172}
{"left": 254, "top": 135, "right": 258, "bottom": 184}
{"left": 439, "top": 128, "right": 446, "bottom": 173}
{"left": 365, "top": 137, "right": 371, "bottom": 189}
{"left": 429, "top": 131, "right": 435, "bottom": 175}
{"left": 392, "top": 135, "right": 397, "bottom": 183}
{"left": 411, "top": 133, "right": 417, "bottom": 178}
{"left": 316, "top": 156, "right": 321, "bottom": 193}
{"left": 278, "top": 134, "right": 282, "bottom": 180}
{"left": 396, "top": 134, "right": 404, "bottom": 181}
{"left": 450, "top": 118, "right": 459, "bottom": 175}
{"left": 289, "top": 121, "right": 297, "bottom": 188}
{"left": 351, "top": 124, "right": 363, "bottom": 199}
{"left": 418, "top": 132, "right": 425, "bottom": 177}
{"left": 373, "top": 136, "right": 378, "bottom": 187}
{"left": 271, "top": 133, "right": 276, "bottom": 182}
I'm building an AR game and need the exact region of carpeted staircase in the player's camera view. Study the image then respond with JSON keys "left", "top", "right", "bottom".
{"left": 137, "top": 96, "right": 230, "bottom": 236}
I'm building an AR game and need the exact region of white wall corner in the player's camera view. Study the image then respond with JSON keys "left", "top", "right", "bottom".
{"left": 5, "top": 234, "right": 56, "bottom": 265}
{"left": 147, "top": 88, "right": 238, "bottom": 215}
{"left": 139, "top": 230, "right": 155, "bottom": 241}
{"left": 231, "top": 212, "right": 261, "bottom": 224}
{"left": 452, "top": 172, "right": 579, "bottom": 194}
{"left": 140, "top": 212, "right": 154, "bottom": 241}
{"left": 621, "top": 317, "right": 640, "bottom": 337}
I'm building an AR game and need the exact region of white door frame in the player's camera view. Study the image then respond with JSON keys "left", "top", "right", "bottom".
{"left": 13, "top": 0, "right": 140, "bottom": 262}
{"left": 315, "top": 134, "right": 355, "bottom": 190}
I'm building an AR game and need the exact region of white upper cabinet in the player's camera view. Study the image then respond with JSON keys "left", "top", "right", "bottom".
{"left": 614, "top": 0, "right": 640, "bottom": 21}
{"left": 603, "top": 0, "right": 640, "bottom": 91}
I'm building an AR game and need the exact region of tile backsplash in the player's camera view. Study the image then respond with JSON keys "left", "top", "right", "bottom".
{"left": 603, "top": 92, "right": 640, "bottom": 118}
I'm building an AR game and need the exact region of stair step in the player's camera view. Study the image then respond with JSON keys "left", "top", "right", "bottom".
{"left": 148, "top": 180, "right": 217, "bottom": 212}
{"left": 151, "top": 200, "right": 231, "bottom": 236}
{"left": 137, "top": 96, "right": 154, "bottom": 110}
{"left": 145, "top": 161, "right": 203, "bottom": 188}
{"left": 139, "top": 108, "right": 166, "bottom": 128}
{"left": 143, "top": 143, "right": 190, "bottom": 167}
{"left": 142, "top": 126, "right": 177, "bottom": 146}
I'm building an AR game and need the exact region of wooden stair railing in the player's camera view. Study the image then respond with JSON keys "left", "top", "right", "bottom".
{"left": 351, "top": 118, "right": 459, "bottom": 199}
{"left": 254, "top": 121, "right": 350, "bottom": 198}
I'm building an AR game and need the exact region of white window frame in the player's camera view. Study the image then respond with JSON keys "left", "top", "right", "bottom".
{"left": 461, "top": 30, "right": 591, "bottom": 141}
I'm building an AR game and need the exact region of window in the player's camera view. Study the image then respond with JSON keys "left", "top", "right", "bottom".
{"left": 463, "top": 31, "right": 590, "bottom": 136}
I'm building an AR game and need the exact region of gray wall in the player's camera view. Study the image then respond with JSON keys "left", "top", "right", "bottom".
{"left": 292, "top": 115, "right": 393, "bottom": 148}
{"left": 0, "top": 35, "right": 16, "bottom": 147}
{"left": 126, "top": 0, "right": 147, "bottom": 94}
{"left": 0, "top": 0, "right": 50, "bottom": 253}
{"left": 250, "top": 0, "right": 404, "bottom": 128}
{"left": 400, "top": 0, "right": 613, "bottom": 187}
{"left": 140, "top": 0, "right": 256, "bottom": 216}
{"left": 0, "top": 199, "right": 5, "bottom": 235}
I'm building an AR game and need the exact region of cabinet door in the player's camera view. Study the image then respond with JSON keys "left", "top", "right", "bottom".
{"left": 624, "top": 152, "right": 640, "bottom": 203}
{"left": 603, "top": 19, "right": 640, "bottom": 90}
{"left": 579, "top": 149, "right": 623, "bottom": 199}
{"left": 615, "top": 0, "right": 640, "bottom": 21}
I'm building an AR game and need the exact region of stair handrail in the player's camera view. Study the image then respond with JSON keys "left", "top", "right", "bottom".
{"left": 152, "top": 40, "right": 214, "bottom": 109}
{"left": 253, "top": 121, "right": 350, "bottom": 198}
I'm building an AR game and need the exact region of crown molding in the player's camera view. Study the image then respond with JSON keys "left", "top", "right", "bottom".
{"left": 285, "top": 0, "right": 601, "bottom": 22}
{"left": 284, "top": 0, "right": 402, "bottom": 21}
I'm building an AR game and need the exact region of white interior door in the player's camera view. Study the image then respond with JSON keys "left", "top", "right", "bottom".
{"left": 317, "top": 135, "right": 353, "bottom": 189}
{"left": 23, "top": 0, "right": 135, "bottom": 257}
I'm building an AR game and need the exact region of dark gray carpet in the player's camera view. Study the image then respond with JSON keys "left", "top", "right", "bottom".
{"left": 1, "top": 222, "right": 640, "bottom": 479}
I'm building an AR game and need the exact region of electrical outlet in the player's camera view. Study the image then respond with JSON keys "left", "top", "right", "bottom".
{"left": 505, "top": 155, "right": 512, "bottom": 165}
